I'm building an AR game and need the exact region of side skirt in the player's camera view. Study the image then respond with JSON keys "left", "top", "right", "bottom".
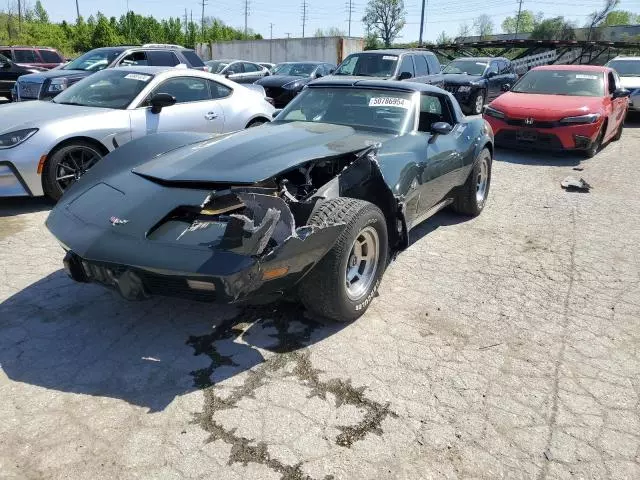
{"left": 406, "top": 198, "right": 454, "bottom": 231}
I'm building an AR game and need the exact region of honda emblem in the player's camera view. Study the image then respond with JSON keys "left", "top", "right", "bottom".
{"left": 524, "top": 117, "right": 534, "bottom": 125}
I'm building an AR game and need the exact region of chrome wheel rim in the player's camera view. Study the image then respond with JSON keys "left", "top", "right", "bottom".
{"left": 345, "top": 226, "right": 379, "bottom": 301}
{"left": 55, "top": 146, "right": 102, "bottom": 192}
{"left": 476, "top": 156, "right": 489, "bottom": 205}
{"left": 475, "top": 94, "right": 484, "bottom": 114}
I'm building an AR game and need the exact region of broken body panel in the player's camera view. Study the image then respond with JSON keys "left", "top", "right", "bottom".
{"left": 47, "top": 83, "right": 492, "bottom": 304}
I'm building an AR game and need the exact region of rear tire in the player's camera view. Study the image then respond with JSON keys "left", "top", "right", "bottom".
{"left": 451, "top": 147, "right": 492, "bottom": 216}
{"left": 43, "top": 141, "right": 104, "bottom": 201}
{"left": 298, "top": 198, "right": 388, "bottom": 322}
{"left": 246, "top": 118, "right": 267, "bottom": 128}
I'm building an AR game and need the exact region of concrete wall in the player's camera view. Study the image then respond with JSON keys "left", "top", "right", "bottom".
{"left": 197, "top": 37, "right": 364, "bottom": 65}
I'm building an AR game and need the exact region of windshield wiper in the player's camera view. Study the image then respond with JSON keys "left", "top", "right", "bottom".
{"left": 54, "top": 101, "right": 85, "bottom": 106}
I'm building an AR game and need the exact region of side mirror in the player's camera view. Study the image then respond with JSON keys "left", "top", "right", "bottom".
{"left": 315, "top": 72, "right": 322, "bottom": 78}
{"left": 398, "top": 71, "right": 412, "bottom": 81}
{"left": 429, "top": 122, "right": 453, "bottom": 142}
{"left": 0, "top": 62, "right": 10, "bottom": 69}
{"left": 487, "top": 70, "right": 498, "bottom": 78}
{"left": 501, "top": 83, "right": 511, "bottom": 92}
{"left": 272, "top": 108, "right": 282, "bottom": 119}
{"left": 613, "top": 88, "right": 630, "bottom": 99}
{"left": 149, "top": 92, "right": 176, "bottom": 114}
{"left": 329, "top": 68, "right": 335, "bottom": 74}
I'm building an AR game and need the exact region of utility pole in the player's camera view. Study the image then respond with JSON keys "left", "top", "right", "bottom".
{"left": 301, "top": 0, "right": 307, "bottom": 38}
{"left": 269, "top": 22, "right": 273, "bottom": 62}
{"left": 346, "top": 0, "right": 354, "bottom": 36}
{"left": 418, "top": 0, "right": 427, "bottom": 47}
{"left": 184, "top": 8, "right": 188, "bottom": 32}
{"left": 514, "top": 0, "right": 523, "bottom": 40}
{"left": 285, "top": 32, "right": 291, "bottom": 38}
{"left": 75, "top": 0, "right": 80, "bottom": 19}
{"left": 17, "top": 0, "right": 22, "bottom": 32}
{"left": 244, "top": 0, "right": 250, "bottom": 37}
{"left": 200, "top": 0, "right": 207, "bottom": 41}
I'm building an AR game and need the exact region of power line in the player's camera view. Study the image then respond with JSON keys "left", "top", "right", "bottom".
{"left": 301, "top": 0, "right": 308, "bottom": 38}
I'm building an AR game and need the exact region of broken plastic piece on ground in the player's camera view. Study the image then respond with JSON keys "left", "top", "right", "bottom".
{"left": 572, "top": 166, "right": 584, "bottom": 171}
{"left": 561, "top": 176, "right": 591, "bottom": 192}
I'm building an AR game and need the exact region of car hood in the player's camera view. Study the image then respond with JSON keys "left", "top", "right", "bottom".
{"left": 490, "top": 92, "right": 604, "bottom": 120}
{"left": 442, "top": 73, "right": 484, "bottom": 85}
{"left": 133, "top": 121, "right": 393, "bottom": 184}
{"left": 17, "top": 69, "right": 91, "bottom": 82}
{"left": 256, "top": 75, "right": 311, "bottom": 87}
{"left": 0, "top": 101, "right": 115, "bottom": 133}
{"left": 619, "top": 76, "right": 640, "bottom": 90}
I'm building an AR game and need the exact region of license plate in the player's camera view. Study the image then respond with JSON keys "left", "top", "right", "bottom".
{"left": 516, "top": 129, "right": 538, "bottom": 142}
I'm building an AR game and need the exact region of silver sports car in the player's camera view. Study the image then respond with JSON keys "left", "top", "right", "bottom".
{"left": 0, "top": 66, "right": 275, "bottom": 199}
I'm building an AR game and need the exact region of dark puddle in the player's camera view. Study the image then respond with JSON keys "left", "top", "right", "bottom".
{"left": 187, "top": 303, "right": 396, "bottom": 479}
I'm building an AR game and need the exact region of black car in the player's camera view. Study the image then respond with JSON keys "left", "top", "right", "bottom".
{"left": 46, "top": 79, "right": 493, "bottom": 322}
{"left": 13, "top": 45, "right": 206, "bottom": 101}
{"left": 254, "top": 61, "right": 335, "bottom": 107}
{"left": 442, "top": 57, "right": 518, "bottom": 115}
{"left": 0, "top": 53, "right": 45, "bottom": 99}
{"left": 332, "top": 49, "right": 444, "bottom": 87}
{"left": 205, "top": 59, "right": 270, "bottom": 84}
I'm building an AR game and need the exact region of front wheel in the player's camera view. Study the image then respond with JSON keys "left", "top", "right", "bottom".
{"left": 470, "top": 90, "right": 486, "bottom": 115}
{"left": 298, "top": 198, "right": 388, "bottom": 322}
{"left": 43, "top": 141, "right": 104, "bottom": 201}
{"left": 584, "top": 124, "right": 605, "bottom": 158}
{"left": 451, "top": 147, "right": 492, "bottom": 216}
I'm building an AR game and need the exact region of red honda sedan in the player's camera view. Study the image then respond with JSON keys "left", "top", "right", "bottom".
{"left": 483, "top": 65, "right": 629, "bottom": 157}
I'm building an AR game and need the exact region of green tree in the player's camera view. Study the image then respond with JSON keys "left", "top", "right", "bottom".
{"left": 602, "top": 10, "right": 637, "bottom": 26}
{"left": 91, "top": 13, "right": 120, "bottom": 48}
{"left": 530, "top": 17, "right": 575, "bottom": 40}
{"left": 33, "top": 1, "right": 49, "bottom": 23}
{"left": 501, "top": 10, "right": 542, "bottom": 34}
{"left": 362, "top": 0, "right": 406, "bottom": 47}
{"left": 314, "top": 27, "right": 346, "bottom": 37}
{"left": 473, "top": 14, "right": 494, "bottom": 39}
{"left": 436, "top": 31, "right": 451, "bottom": 44}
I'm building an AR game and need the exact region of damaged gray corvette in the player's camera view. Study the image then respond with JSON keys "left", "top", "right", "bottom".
{"left": 46, "top": 78, "right": 494, "bottom": 322}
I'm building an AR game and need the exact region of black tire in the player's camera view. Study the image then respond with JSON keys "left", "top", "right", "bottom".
{"left": 584, "top": 123, "right": 605, "bottom": 158}
{"left": 246, "top": 118, "right": 267, "bottom": 128}
{"left": 612, "top": 120, "right": 623, "bottom": 142}
{"left": 298, "top": 198, "right": 388, "bottom": 322}
{"left": 43, "top": 141, "right": 104, "bottom": 201}
{"left": 451, "top": 147, "right": 492, "bottom": 216}
{"left": 470, "top": 90, "right": 486, "bottom": 115}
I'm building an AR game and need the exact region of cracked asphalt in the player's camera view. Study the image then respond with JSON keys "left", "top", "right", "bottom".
{"left": 1, "top": 119, "right": 640, "bottom": 479}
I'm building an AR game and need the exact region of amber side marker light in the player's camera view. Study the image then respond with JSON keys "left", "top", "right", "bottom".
{"left": 262, "top": 266, "right": 289, "bottom": 280}
{"left": 36, "top": 155, "right": 47, "bottom": 174}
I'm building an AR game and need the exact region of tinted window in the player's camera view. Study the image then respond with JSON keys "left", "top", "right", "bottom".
{"left": 272, "top": 62, "right": 317, "bottom": 77}
{"left": 225, "top": 62, "right": 243, "bottom": 74}
{"left": 243, "top": 62, "right": 259, "bottom": 72}
{"left": 53, "top": 69, "right": 154, "bottom": 109}
{"left": 180, "top": 50, "right": 205, "bottom": 67}
{"left": 38, "top": 50, "right": 62, "bottom": 63}
{"left": 512, "top": 70, "right": 605, "bottom": 97}
{"left": 497, "top": 60, "right": 509, "bottom": 74}
{"left": 334, "top": 53, "right": 398, "bottom": 78}
{"left": 398, "top": 55, "right": 414, "bottom": 77}
{"left": 65, "top": 49, "right": 124, "bottom": 71}
{"left": 14, "top": 50, "right": 39, "bottom": 63}
{"left": 606, "top": 60, "right": 640, "bottom": 76}
{"left": 154, "top": 77, "right": 210, "bottom": 103}
{"left": 119, "top": 51, "right": 148, "bottom": 66}
{"left": 209, "top": 80, "right": 232, "bottom": 99}
{"left": 414, "top": 55, "right": 429, "bottom": 77}
{"left": 426, "top": 55, "right": 440, "bottom": 74}
{"left": 607, "top": 72, "right": 617, "bottom": 94}
{"left": 487, "top": 62, "right": 499, "bottom": 75}
{"left": 0, "top": 49, "right": 11, "bottom": 59}
{"left": 146, "top": 51, "right": 180, "bottom": 66}
{"left": 443, "top": 59, "right": 487, "bottom": 76}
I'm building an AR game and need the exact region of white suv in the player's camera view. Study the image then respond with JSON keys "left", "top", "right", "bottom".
{"left": 606, "top": 56, "right": 640, "bottom": 112}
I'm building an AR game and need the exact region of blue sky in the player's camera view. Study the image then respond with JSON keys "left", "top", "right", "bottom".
{"left": 48, "top": 0, "right": 639, "bottom": 43}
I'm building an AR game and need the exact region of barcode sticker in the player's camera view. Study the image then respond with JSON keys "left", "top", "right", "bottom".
{"left": 124, "top": 73, "right": 152, "bottom": 82}
{"left": 368, "top": 97, "right": 411, "bottom": 108}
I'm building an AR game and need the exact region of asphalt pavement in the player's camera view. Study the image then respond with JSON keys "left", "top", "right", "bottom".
{"left": 1, "top": 120, "right": 639, "bottom": 479}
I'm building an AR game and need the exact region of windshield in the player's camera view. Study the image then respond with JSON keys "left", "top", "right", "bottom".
{"left": 443, "top": 60, "right": 487, "bottom": 76}
{"left": 206, "top": 61, "right": 229, "bottom": 73}
{"left": 512, "top": 70, "right": 605, "bottom": 97}
{"left": 53, "top": 69, "right": 153, "bottom": 109}
{"left": 64, "top": 49, "right": 122, "bottom": 72}
{"left": 333, "top": 53, "right": 398, "bottom": 77}
{"left": 277, "top": 87, "right": 415, "bottom": 134}
{"left": 272, "top": 63, "right": 317, "bottom": 77}
{"left": 607, "top": 60, "right": 640, "bottom": 77}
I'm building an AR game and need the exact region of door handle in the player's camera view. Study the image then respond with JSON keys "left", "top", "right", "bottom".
{"left": 204, "top": 112, "right": 218, "bottom": 120}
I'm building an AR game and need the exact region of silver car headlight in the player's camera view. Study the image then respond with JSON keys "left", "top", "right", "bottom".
{"left": 0, "top": 128, "right": 38, "bottom": 148}
{"left": 283, "top": 80, "right": 304, "bottom": 90}
{"left": 559, "top": 113, "right": 600, "bottom": 125}
{"left": 48, "top": 78, "right": 68, "bottom": 93}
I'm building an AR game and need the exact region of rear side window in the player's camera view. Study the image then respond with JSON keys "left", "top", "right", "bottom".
{"left": 226, "top": 62, "right": 243, "bottom": 74}
{"left": 153, "top": 77, "right": 211, "bottom": 103}
{"left": 146, "top": 50, "right": 180, "bottom": 66}
{"left": 398, "top": 55, "right": 414, "bottom": 77}
{"left": 414, "top": 54, "right": 429, "bottom": 77}
{"left": 208, "top": 80, "right": 232, "bottom": 99}
{"left": 181, "top": 50, "right": 205, "bottom": 67}
{"left": 243, "top": 62, "right": 259, "bottom": 72}
{"left": 14, "top": 49, "right": 39, "bottom": 63}
{"left": 120, "top": 51, "right": 148, "bottom": 66}
{"left": 425, "top": 54, "right": 440, "bottom": 74}
{"left": 38, "top": 50, "right": 62, "bottom": 63}
{"left": 0, "top": 49, "right": 12, "bottom": 59}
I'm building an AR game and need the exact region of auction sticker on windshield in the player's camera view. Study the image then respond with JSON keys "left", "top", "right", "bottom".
{"left": 124, "top": 73, "right": 152, "bottom": 82}
{"left": 369, "top": 97, "right": 411, "bottom": 108}
{"left": 382, "top": 56, "right": 398, "bottom": 60}
{"left": 575, "top": 74, "right": 598, "bottom": 80}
